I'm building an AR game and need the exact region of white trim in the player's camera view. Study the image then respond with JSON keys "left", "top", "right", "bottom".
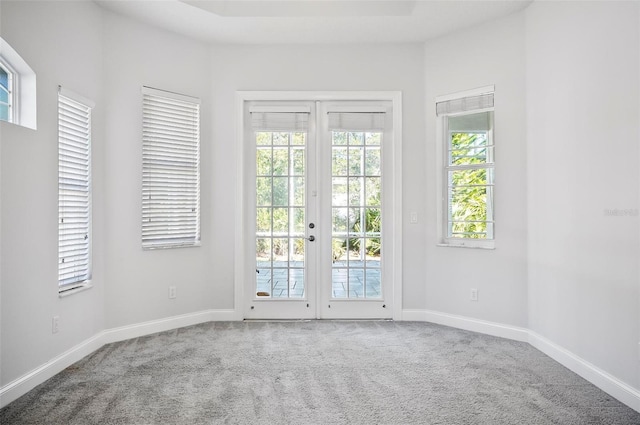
{"left": 234, "top": 94, "right": 246, "bottom": 320}
{"left": 102, "top": 309, "right": 235, "bottom": 344}
{"left": 529, "top": 331, "right": 640, "bottom": 413}
{"left": 391, "top": 92, "right": 403, "bottom": 321}
{"left": 0, "top": 332, "right": 104, "bottom": 408}
{"left": 401, "top": 308, "right": 528, "bottom": 342}
{"left": 315, "top": 100, "right": 392, "bottom": 320}
{"left": 401, "top": 309, "right": 640, "bottom": 413}
{"left": 238, "top": 91, "right": 399, "bottom": 102}
{"left": 398, "top": 309, "right": 427, "bottom": 322}
{"left": 2, "top": 309, "right": 640, "bottom": 414}
{"left": 0, "top": 58, "right": 15, "bottom": 123}
{"left": 58, "top": 282, "right": 93, "bottom": 298}
{"left": 0, "top": 309, "right": 236, "bottom": 408}
{"left": 435, "top": 85, "right": 495, "bottom": 103}
{"left": 235, "top": 91, "right": 403, "bottom": 321}
{"left": 0, "top": 36, "right": 37, "bottom": 129}
{"left": 436, "top": 88, "right": 495, "bottom": 248}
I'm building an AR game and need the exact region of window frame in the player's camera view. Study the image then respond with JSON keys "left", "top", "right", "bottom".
{"left": 141, "top": 86, "right": 201, "bottom": 250}
{"left": 436, "top": 86, "right": 495, "bottom": 249}
{"left": 0, "top": 58, "right": 15, "bottom": 123}
{"left": 0, "top": 36, "right": 37, "bottom": 129}
{"left": 58, "top": 86, "right": 94, "bottom": 295}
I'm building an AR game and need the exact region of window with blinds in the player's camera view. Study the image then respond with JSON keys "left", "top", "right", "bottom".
{"left": 437, "top": 87, "right": 495, "bottom": 246}
{"left": 58, "top": 88, "right": 93, "bottom": 291}
{"left": 142, "top": 87, "right": 200, "bottom": 249}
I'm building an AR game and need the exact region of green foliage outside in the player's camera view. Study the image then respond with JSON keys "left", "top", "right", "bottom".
{"left": 343, "top": 207, "right": 381, "bottom": 255}
{"left": 331, "top": 131, "right": 382, "bottom": 260}
{"left": 255, "top": 130, "right": 383, "bottom": 262}
{"left": 255, "top": 132, "right": 306, "bottom": 262}
{"left": 449, "top": 132, "right": 492, "bottom": 239}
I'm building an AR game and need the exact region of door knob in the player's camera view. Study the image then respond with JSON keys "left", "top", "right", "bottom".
{"left": 307, "top": 235, "right": 315, "bottom": 242}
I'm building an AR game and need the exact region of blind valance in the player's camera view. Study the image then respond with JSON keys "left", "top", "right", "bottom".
{"left": 250, "top": 111, "right": 309, "bottom": 132}
{"left": 436, "top": 93, "right": 494, "bottom": 116}
{"left": 327, "top": 112, "right": 386, "bottom": 132}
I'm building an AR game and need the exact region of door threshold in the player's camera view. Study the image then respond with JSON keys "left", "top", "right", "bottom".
{"left": 243, "top": 318, "right": 393, "bottom": 322}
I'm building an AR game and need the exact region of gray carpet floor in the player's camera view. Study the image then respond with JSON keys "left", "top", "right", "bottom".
{"left": 1, "top": 320, "right": 639, "bottom": 424}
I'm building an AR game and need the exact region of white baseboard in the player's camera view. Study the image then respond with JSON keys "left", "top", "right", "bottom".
{"left": 102, "top": 309, "right": 236, "bottom": 344}
{"left": 0, "top": 309, "right": 237, "bottom": 408}
{"left": 529, "top": 331, "right": 640, "bottom": 413}
{"left": 401, "top": 308, "right": 529, "bottom": 342}
{"left": 0, "top": 332, "right": 104, "bottom": 408}
{"left": 402, "top": 308, "right": 640, "bottom": 413}
{"left": 4, "top": 309, "right": 640, "bottom": 415}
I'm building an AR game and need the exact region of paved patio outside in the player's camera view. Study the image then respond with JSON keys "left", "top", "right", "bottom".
{"left": 256, "top": 261, "right": 381, "bottom": 299}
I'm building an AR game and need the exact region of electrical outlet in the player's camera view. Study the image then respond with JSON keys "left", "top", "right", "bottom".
{"left": 52, "top": 316, "right": 59, "bottom": 334}
{"left": 470, "top": 288, "right": 478, "bottom": 301}
{"left": 168, "top": 286, "right": 177, "bottom": 299}
{"left": 410, "top": 212, "right": 418, "bottom": 224}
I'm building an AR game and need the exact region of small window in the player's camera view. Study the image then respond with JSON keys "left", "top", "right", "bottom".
{"left": 436, "top": 87, "right": 495, "bottom": 248}
{"left": 141, "top": 87, "right": 201, "bottom": 249}
{"left": 58, "top": 88, "right": 93, "bottom": 292}
{"left": 1, "top": 37, "right": 37, "bottom": 129}
{"left": 0, "top": 61, "right": 13, "bottom": 122}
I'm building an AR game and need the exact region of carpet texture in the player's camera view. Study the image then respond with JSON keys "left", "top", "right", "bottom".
{"left": 1, "top": 321, "right": 639, "bottom": 424}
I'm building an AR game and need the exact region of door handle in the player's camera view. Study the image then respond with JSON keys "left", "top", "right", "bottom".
{"left": 307, "top": 235, "right": 315, "bottom": 242}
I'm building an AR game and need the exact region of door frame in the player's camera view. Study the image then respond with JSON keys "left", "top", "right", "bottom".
{"left": 234, "top": 91, "right": 403, "bottom": 320}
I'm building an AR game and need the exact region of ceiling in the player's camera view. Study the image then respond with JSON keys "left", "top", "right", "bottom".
{"left": 95, "top": 0, "right": 532, "bottom": 45}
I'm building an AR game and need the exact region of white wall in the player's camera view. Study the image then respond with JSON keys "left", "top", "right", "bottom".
{"left": 209, "top": 44, "right": 427, "bottom": 310}
{"left": 2, "top": 0, "right": 639, "bottom": 411}
{"left": 424, "top": 12, "right": 528, "bottom": 327}
{"left": 0, "top": 1, "right": 105, "bottom": 386}
{"left": 526, "top": 1, "right": 640, "bottom": 389}
{"left": 102, "top": 11, "right": 215, "bottom": 328}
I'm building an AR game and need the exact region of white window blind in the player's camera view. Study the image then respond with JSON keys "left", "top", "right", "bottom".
{"left": 436, "top": 93, "right": 494, "bottom": 116}
{"left": 327, "top": 112, "right": 386, "bottom": 131}
{"left": 58, "top": 88, "right": 93, "bottom": 290}
{"left": 142, "top": 87, "right": 200, "bottom": 249}
{"left": 250, "top": 107, "right": 310, "bottom": 132}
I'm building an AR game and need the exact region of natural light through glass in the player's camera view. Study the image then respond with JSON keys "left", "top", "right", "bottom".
{"left": 255, "top": 131, "right": 306, "bottom": 298}
{"left": 446, "top": 111, "right": 494, "bottom": 239}
{"left": 0, "top": 65, "right": 11, "bottom": 122}
{"left": 331, "top": 131, "right": 382, "bottom": 299}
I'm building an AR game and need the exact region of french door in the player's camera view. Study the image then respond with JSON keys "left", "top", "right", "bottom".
{"left": 242, "top": 98, "right": 395, "bottom": 319}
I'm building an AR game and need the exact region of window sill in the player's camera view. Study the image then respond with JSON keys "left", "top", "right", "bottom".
{"left": 58, "top": 282, "right": 93, "bottom": 298}
{"left": 437, "top": 242, "right": 495, "bottom": 250}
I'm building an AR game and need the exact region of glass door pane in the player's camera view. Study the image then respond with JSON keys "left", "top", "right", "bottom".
{"left": 330, "top": 131, "right": 382, "bottom": 299}
{"left": 255, "top": 131, "right": 307, "bottom": 299}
